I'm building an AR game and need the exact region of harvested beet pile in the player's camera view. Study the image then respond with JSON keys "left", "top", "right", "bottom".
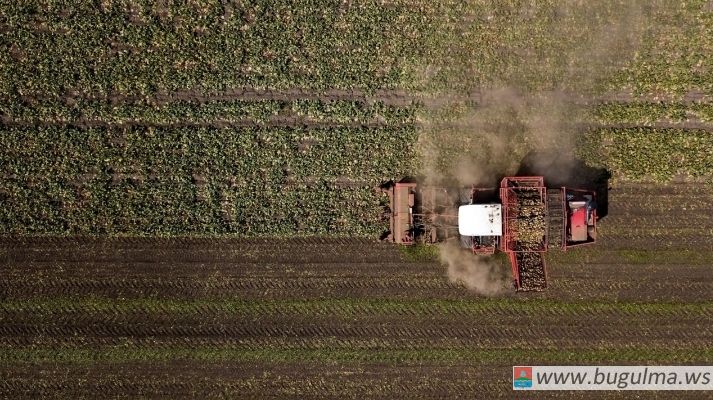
{"left": 516, "top": 251, "right": 547, "bottom": 291}
{"left": 510, "top": 189, "right": 546, "bottom": 251}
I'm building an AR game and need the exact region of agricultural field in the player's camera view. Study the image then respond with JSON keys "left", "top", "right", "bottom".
{"left": 1, "top": 0, "right": 713, "bottom": 398}
{"left": 4, "top": 184, "right": 713, "bottom": 398}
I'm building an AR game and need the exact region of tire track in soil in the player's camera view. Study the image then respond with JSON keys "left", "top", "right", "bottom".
{"left": 25, "top": 86, "right": 713, "bottom": 108}
{"left": 0, "top": 237, "right": 399, "bottom": 261}
{"left": 3, "top": 299, "right": 711, "bottom": 324}
{"left": 3, "top": 274, "right": 712, "bottom": 301}
{"left": 0, "top": 362, "right": 701, "bottom": 399}
{"left": 0, "top": 260, "right": 432, "bottom": 276}
{"left": 0, "top": 362, "right": 513, "bottom": 399}
{"left": 0, "top": 278, "right": 461, "bottom": 300}
{"left": 594, "top": 90, "right": 713, "bottom": 104}
{"left": 5, "top": 88, "right": 419, "bottom": 130}
{"left": 593, "top": 236, "right": 713, "bottom": 250}
{"left": 2, "top": 318, "right": 711, "bottom": 348}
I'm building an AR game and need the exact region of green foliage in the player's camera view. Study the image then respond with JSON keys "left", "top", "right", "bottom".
{"left": 606, "top": 0, "right": 713, "bottom": 96}
{"left": 578, "top": 127, "right": 713, "bottom": 181}
{"left": 0, "top": 98, "right": 416, "bottom": 128}
{"left": 593, "top": 102, "right": 713, "bottom": 125}
{"left": 0, "top": 0, "right": 433, "bottom": 97}
{"left": 0, "top": 126, "right": 418, "bottom": 236}
{"left": 399, "top": 245, "right": 440, "bottom": 262}
{"left": 0, "top": 0, "right": 432, "bottom": 237}
{"left": 548, "top": 248, "right": 713, "bottom": 265}
{"left": 0, "top": 0, "right": 711, "bottom": 240}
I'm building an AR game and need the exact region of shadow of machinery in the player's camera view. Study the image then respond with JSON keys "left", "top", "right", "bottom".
{"left": 516, "top": 150, "right": 611, "bottom": 220}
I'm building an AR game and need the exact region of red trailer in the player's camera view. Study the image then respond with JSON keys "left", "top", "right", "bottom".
{"left": 384, "top": 176, "right": 597, "bottom": 292}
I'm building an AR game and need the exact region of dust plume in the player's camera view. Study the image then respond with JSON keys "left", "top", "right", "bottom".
{"left": 418, "top": 0, "right": 665, "bottom": 186}
{"left": 418, "top": 88, "right": 582, "bottom": 187}
{"left": 417, "top": 0, "right": 657, "bottom": 187}
{"left": 418, "top": 1, "right": 657, "bottom": 293}
{"left": 439, "top": 241, "right": 508, "bottom": 296}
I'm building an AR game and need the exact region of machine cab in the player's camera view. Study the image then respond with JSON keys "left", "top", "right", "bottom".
{"left": 564, "top": 189, "right": 597, "bottom": 248}
{"left": 458, "top": 203, "right": 502, "bottom": 254}
{"left": 454, "top": 186, "right": 501, "bottom": 254}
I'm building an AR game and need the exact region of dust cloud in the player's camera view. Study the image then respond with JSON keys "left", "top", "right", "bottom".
{"left": 439, "top": 241, "right": 509, "bottom": 296}
{"left": 419, "top": 88, "right": 581, "bottom": 186}
{"left": 421, "top": 1, "right": 656, "bottom": 293}
{"left": 418, "top": 0, "right": 656, "bottom": 184}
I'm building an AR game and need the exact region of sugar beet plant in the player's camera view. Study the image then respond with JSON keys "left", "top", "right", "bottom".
{"left": 1, "top": 98, "right": 416, "bottom": 128}
{"left": 0, "top": 126, "right": 418, "bottom": 236}
{"left": 578, "top": 127, "right": 713, "bottom": 182}
{"left": 0, "top": 0, "right": 428, "bottom": 236}
{"left": 0, "top": 0, "right": 432, "bottom": 100}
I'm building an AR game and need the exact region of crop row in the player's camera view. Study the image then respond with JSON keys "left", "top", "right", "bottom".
{"left": 0, "top": 180, "right": 387, "bottom": 236}
{"left": 605, "top": 0, "right": 713, "bottom": 97}
{"left": 602, "top": 214, "right": 713, "bottom": 229}
{"left": 0, "top": 376, "right": 482, "bottom": 400}
{"left": 0, "top": 372, "right": 497, "bottom": 398}
{"left": 415, "top": 1, "right": 624, "bottom": 93}
{"left": 0, "top": 277, "right": 458, "bottom": 300}
{"left": 548, "top": 249, "right": 713, "bottom": 266}
{"left": 599, "top": 226, "right": 713, "bottom": 238}
{"left": 0, "top": 0, "right": 434, "bottom": 97}
{"left": 607, "top": 201, "right": 713, "bottom": 216}
{"left": 1, "top": 98, "right": 417, "bottom": 127}
{"left": 410, "top": 1, "right": 713, "bottom": 97}
{"left": 593, "top": 102, "right": 713, "bottom": 125}
{"left": 578, "top": 127, "right": 713, "bottom": 181}
{"left": 0, "top": 126, "right": 417, "bottom": 176}
{"left": 0, "top": 125, "right": 416, "bottom": 235}
{"left": 4, "top": 1, "right": 709, "bottom": 102}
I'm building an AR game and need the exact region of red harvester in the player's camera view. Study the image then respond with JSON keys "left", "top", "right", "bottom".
{"left": 384, "top": 176, "right": 597, "bottom": 291}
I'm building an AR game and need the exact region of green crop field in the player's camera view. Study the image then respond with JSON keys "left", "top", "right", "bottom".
{"left": 2, "top": 0, "right": 713, "bottom": 236}
{"left": 2, "top": 0, "right": 713, "bottom": 398}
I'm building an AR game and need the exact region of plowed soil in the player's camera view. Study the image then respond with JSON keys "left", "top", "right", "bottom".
{"left": 2, "top": 183, "right": 713, "bottom": 398}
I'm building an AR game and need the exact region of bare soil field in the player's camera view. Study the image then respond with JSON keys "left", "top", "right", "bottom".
{"left": 2, "top": 182, "right": 713, "bottom": 398}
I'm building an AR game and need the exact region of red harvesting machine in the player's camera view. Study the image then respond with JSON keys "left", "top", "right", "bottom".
{"left": 384, "top": 176, "right": 597, "bottom": 291}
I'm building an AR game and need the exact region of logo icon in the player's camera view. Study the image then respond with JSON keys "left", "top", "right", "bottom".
{"left": 513, "top": 366, "right": 533, "bottom": 389}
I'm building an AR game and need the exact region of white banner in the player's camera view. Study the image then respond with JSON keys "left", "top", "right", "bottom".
{"left": 513, "top": 366, "right": 713, "bottom": 390}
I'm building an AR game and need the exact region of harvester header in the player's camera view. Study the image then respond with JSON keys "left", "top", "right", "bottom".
{"left": 384, "top": 176, "right": 597, "bottom": 292}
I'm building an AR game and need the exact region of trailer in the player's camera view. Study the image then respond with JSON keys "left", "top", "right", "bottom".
{"left": 500, "top": 177, "right": 548, "bottom": 291}
{"left": 384, "top": 176, "right": 597, "bottom": 291}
